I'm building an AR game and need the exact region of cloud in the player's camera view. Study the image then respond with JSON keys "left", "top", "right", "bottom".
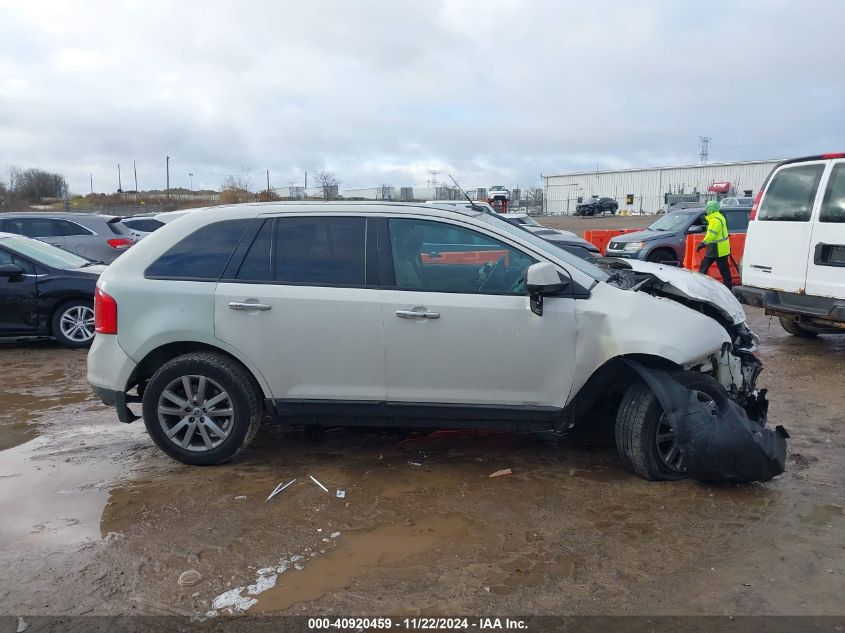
{"left": 0, "top": 0, "right": 844, "bottom": 194}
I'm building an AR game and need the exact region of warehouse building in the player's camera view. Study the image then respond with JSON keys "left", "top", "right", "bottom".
{"left": 542, "top": 159, "right": 780, "bottom": 215}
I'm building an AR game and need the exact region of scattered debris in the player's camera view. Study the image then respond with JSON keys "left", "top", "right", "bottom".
{"left": 404, "top": 519, "right": 415, "bottom": 527}
{"left": 336, "top": 489, "right": 346, "bottom": 498}
{"left": 330, "top": 531, "right": 340, "bottom": 538}
{"left": 178, "top": 569, "right": 203, "bottom": 587}
{"left": 234, "top": 495, "right": 247, "bottom": 501}
{"left": 408, "top": 462, "right": 422, "bottom": 467}
{"left": 309, "top": 475, "right": 328, "bottom": 492}
{"left": 17, "top": 616, "right": 28, "bottom": 633}
{"left": 489, "top": 468, "right": 512, "bottom": 478}
{"left": 266, "top": 478, "right": 296, "bottom": 502}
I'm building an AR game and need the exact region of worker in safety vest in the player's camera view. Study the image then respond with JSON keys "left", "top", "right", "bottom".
{"left": 696, "top": 200, "right": 732, "bottom": 288}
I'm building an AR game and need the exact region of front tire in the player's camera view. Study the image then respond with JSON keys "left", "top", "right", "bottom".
{"left": 615, "top": 371, "right": 729, "bottom": 481}
{"left": 141, "top": 352, "right": 263, "bottom": 465}
{"left": 52, "top": 299, "right": 95, "bottom": 348}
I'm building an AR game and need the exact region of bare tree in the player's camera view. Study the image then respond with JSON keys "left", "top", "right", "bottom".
{"left": 0, "top": 179, "right": 7, "bottom": 210}
{"left": 8, "top": 167, "right": 68, "bottom": 202}
{"left": 220, "top": 175, "right": 251, "bottom": 191}
{"left": 376, "top": 183, "right": 392, "bottom": 201}
{"left": 219, "top": 175, "right": 252, "bottom": 204}
{"left": 525, "top": 186, "right": 544, "bottom": 209}
{"left": 314, "top": 171, "right": 340, "bottom": 200}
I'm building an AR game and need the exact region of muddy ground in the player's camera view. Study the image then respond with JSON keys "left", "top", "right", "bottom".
{"left": 1, "top": 307, "right": 843, "bottom": 619}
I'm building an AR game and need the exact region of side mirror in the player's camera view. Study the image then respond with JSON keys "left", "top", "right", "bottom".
{"left": 0, "top": 263, "right": 23, "bottom": 282}
{"left": 687, "top": 225, "right": 705, "bottom": 234}
{"left": 525, "top": 262, "right": 569, "bottom": 316}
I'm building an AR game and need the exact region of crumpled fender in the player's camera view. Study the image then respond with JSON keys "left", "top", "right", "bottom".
{"left": 625, "top": 360, "right": 788, "bottom": 483}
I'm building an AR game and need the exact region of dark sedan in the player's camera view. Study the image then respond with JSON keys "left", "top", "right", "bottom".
{"left": 0, "top": 232, "right": 105, "bottom": 347}
{"left": 576, "top": 196, "right": 619, "bottom": 216}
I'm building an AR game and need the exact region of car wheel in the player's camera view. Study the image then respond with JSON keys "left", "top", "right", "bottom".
{"left": 141, "top": 352, "right": 263, "bottom": 465}
{"left": 615, "top": 371, "right": 729, "bottom": 481}
{"left": 52, "top": 299, "right": 95, "bottom": 348}
{"left": 778, "top": 317, "right": 819, "bottom": 338}
{"left": 646, "top": 249, "right": 677, "bottom": 265}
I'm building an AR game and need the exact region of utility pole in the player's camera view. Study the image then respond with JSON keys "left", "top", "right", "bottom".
{"left": 304, "top": 171, "right": 308, "bottom": 192}
{"left": 166, "top": 155, "right": 170, "bottom": 197}
{"left": 117, "top": 164, "right": 122, "bottom": 192}
{"left": 189, "top": 173, "right": 193, "bottom": 192}
{"left": 266, "top": 169, "right": 270, "bottom": 193}
{"left": 133, "top": 160, "right": 138, "bottom": 192}
{"left": 90, "top": 174, "right": 93, "bottom": 195}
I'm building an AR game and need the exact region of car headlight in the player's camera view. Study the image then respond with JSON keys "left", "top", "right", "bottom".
{"left": 623, "top": 241, "right": 645, "bottom": 252}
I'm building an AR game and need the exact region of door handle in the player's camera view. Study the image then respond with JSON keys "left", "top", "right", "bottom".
{"left": 229, "top": 301, "right": 272, "bottom": 311}
{"left": 395, "top": 308, "right": 440, "bottom": 320}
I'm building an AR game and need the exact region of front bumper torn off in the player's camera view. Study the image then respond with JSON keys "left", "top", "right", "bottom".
{"left": 627, "top": 361, "right": 788, "bottom": 483}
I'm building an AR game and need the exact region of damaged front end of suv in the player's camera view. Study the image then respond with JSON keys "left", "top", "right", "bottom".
{"left": 568, "top": 258, "right": 786, "bottom": 482}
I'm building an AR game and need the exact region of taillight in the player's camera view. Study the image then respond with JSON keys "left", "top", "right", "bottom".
{"left": 94, "top": 287, "right": 117, "bottom": 334}
{"left": 749, "top": 189, "right": 764, "bottom": 221}
{"left": 106, "top": 237, "right": 134, "bottom": 250}
{"left": 822, "top": 153, "right": 845, "bottom": 159}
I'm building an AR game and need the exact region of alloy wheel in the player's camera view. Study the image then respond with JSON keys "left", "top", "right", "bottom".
{"left": 157, "top": 375, "right": 234, "bottom": 452}
{"left": 59, "top": 305, "right": 95, "bottom": 343}
{"left": 655, "top": 390, "right": 717, "bottom": 473}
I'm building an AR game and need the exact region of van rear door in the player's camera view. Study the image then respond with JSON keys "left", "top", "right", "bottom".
{"left": 742, "top": 161, "right": 825, "bottom": 293}
{"left": 805, "top": 159, "right": 845, "bottom": 299}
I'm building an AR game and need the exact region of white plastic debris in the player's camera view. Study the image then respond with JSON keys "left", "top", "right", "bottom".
{"left": 330, "top": 531, "right": 341, "bottom": 538}
{"left": 309, "top": 475, "right": 328, "bottom": 492}
{"left": 17, "top": 617, "right": 28, "bottom": 633}
{"left": 178, "top": 569, "right": 203, "bottom": 587}
{"left": 234, "top": 495, "right": 247, "bottom": 501}
{"left": 336, "top": 489, "right": 346, "bottom": 498}
{"left": 266, "top": 478, "right": 296, "bottom": 502}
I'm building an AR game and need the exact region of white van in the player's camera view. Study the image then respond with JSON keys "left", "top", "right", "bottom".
{"left": 736, "top": 153, "right": 845, "bottom": 337}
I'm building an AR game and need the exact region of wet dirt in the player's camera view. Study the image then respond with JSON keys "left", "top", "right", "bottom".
{"left": 1, "top": 308, "right": 844, "bottom": 617}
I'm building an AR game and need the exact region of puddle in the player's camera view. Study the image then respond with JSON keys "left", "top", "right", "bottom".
{"left": 0, "top": 420, "right": 39, "bottom": 451}
{"left": 801, "top": 503, "right": 844, "bottom": 526}
{"left": 0, "top": 429, "right": 139, "bottom": 545}
{"left": 252, "top": 515, "right": 469, "bottom": 612}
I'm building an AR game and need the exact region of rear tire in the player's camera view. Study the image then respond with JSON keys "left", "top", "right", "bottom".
{"left": 142, "top": 352, "right": 263, "bottom": 465}
{"left": 52, "top": 299, "right": 95, "bottom": 348}
{"left": 778, "top": 317, "right": 819, "bottom": 338}
{"left": 615, "top": 371, "right": 729, "bottom": 481}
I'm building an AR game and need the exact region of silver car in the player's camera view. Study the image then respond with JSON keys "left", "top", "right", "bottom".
{"left": 0, "top": 212, "right": 135, "bottom": 263}
{"left": 88, "top": 202, "right": 767, "bottom": 481}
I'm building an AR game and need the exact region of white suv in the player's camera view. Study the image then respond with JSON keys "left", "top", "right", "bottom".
{"left": 88, "top": 202, "right": 765, "bottom": 480}
{"left": 736, "top": 153, "right": 845, "bottom": 337}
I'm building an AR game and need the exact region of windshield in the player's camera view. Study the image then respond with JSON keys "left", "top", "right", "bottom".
{"left": 647, "top": 211, "right": 695, "bottom": 232}
{"left": 515, "top": 216, "right": 541, "bottom": 226}
{"left": 479, "top": 213, "right": 609, "bottom": 281}
{"left": 2, "top": 235, "right": 91, "bottom": 269}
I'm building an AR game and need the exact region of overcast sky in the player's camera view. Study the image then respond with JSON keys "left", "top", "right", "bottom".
{"left": 1, "top": 0, "right": 844, "bottom": 194}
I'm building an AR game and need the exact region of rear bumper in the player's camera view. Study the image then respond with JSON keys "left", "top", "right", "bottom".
{"left": 734, "top": 285, "right": 845, "bottom": 325}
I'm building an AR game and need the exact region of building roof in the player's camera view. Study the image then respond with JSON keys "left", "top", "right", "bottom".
{"left": 543, "top": 158, "right": 783, "bottom": 179}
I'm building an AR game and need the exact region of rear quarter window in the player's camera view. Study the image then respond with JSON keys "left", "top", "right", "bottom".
{"left": 758, "top": 164, "right": 824, "bottom": 221}
{"left": 145, "top": 219, "right": 251, "bottom": 280}
{"left": 724, "top": 210, "right": 750, "bottom": 231}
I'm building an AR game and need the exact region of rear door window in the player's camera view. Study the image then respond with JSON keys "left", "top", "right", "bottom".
{"left": 758, "top": 164, "right": 824, "bottom": 221}
{"left": 274, "top": 216, "right": 366, "bottom": 286}
{"left": 145, "top": 219, "right": 251, "bottom": 280}
{"left": 54, "top": 220, "right": 92, "bottom": 236}
{"left": 724, "top": 210, "right": 750, "bottom": 231}
{"left": 820, "top": 163, "right": 845, "bottom": 223}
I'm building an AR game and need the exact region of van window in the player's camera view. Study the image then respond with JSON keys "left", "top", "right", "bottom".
{"left": 274, "top": 217, "right": 365, "bottom": 286}
{"left": 820, "top": 163, "right": 845, "bottom": 223}
{"left": 145, "top": 219, "right": 251, "bottom": 280}
{"left": 758, "top": 164, "right": 824, "bottom": 222}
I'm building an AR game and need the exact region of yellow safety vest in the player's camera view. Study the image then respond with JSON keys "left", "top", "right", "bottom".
{"left": 703, "top": 211, "right": 730, "bottom": 257}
